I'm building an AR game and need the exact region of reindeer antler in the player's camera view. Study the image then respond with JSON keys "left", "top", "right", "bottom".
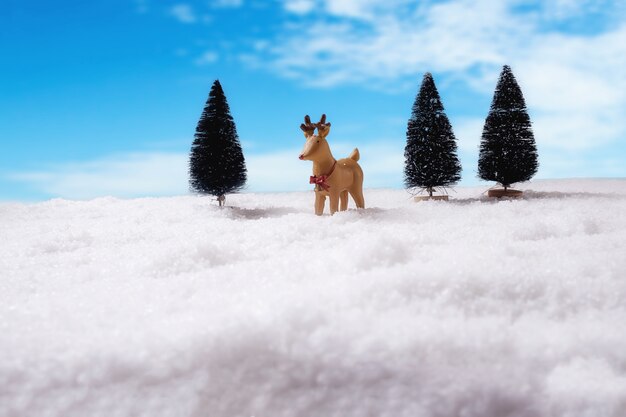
{"left": 315, "top": 114, "right": 330, "bottom": 127}
{"left": 300, "top": 115, "right": 316, "bottom": 138}
{"left": 315, "top": 114, "right": 331, "bottom": 139}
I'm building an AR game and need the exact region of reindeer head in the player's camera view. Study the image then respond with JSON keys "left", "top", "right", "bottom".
{"left": 299, "top": 114, "right": 332, "bottom": 161}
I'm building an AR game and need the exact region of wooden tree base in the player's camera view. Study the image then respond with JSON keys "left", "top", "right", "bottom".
{"left": 414, "top": 195, "right": 449, "bottom": 202}
{"left": 487, "top": 189, "right": 523, "bottom": 198}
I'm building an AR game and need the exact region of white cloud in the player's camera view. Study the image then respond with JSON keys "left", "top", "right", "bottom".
{"left": 534, "top": 149, "right": 626, "bottom": 180}
{"left": 262, "top": 0, "right": 626, "bottom": 153}
{"left": 322, "top": 0, "right": 416, "bottom": 20}
{"left": 283, "top": 0, "right": 316, "bottom": 15}
{"left": 272, "top": 5, "right": 523, "bottom": 91}
{"left": 170, "top": 4, "right": 196, "bottom": 23}
{"left": 195, "top": 51, "right": 219, "bottom": 65}
{"left": 540, "top": 0, "right": 610, "bottom": 20}
{"left": 269, "top": 0, "right": 527, "bottom": 86}
{"left": 245, "top": 149, "right": 309, "bottom": 191}
{"left": 8, "top": 139, "right": 624, "bottom": 199}
{"left": 453, "top": 117, "right": 484, "bottom": 154}
{"left": 8, "top": 153, "right": 190, "bottom": 200}
{"left": 515, "top": 26, "right": 626, "bottom": 150}
{"left": 323, "top": 0, "right": 389, "bottom": 19}
{"left": 7, "top": 142, "right": 409, "bottom": 199}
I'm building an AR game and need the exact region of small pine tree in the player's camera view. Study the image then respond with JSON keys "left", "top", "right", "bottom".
{"left": 478, "top": 65, "right": 538, "bottom": 190}
{"left": 404, "top": 72, "right": 461, "bottom": 196}
{"left": 189, "top": 80, "right": 247, "bottom": 206}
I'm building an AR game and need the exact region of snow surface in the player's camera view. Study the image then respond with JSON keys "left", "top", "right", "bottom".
{"left": 1, "top": 179, "right": 626, "bottom": 417}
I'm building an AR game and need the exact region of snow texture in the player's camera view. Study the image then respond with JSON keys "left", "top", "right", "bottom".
{"left": 1, "top": 179, "right": 626, "bottom": 417}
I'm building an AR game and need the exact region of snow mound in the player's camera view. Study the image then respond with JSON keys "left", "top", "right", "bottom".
{"left": 1, "top": 179, "right": 626, "bottom": 417}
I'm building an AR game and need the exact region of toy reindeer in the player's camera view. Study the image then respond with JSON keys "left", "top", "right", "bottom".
{"left": 299, "top": 114, "right": 365, "bottom": 215}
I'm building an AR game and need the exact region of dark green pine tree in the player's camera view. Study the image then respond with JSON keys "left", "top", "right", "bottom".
{"left": 189, "top": 80, "right": 247, "bottom": 206}
{"left": 404, "top": 73, "right": 461, "bottom": 196}
{"left": 478, "top": 65, "right": 538, "bottom": 190}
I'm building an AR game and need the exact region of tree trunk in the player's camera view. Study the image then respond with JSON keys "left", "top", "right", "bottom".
{"left": 428, "top": 187, "right": 433, "bottom": 197}
{"left": 218, "top": 195, "right": 225, "bottom": 207}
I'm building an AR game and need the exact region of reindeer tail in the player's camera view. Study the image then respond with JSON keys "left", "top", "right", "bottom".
{"left": 349, "top": 148, "right": 360, "bottom": 162}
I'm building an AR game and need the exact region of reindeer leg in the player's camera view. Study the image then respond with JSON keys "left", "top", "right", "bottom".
{"left": 340, "top": 190, "right": 348, "bottom": 211}
{"left": 349, "top": 187, "right": 365, "bottom": 209}
{"left": 314, "top": 192, "right": 326, "bottom": 216}
{"left": 329, "top": 190, "right": 340, "bottom": 215}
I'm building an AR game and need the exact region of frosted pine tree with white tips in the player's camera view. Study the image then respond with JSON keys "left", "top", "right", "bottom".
{"left": 404, "top": 72, "right": 461, "bottom": 199}
{"left": 478, "top": 65, "right": 538, "bottom": 193}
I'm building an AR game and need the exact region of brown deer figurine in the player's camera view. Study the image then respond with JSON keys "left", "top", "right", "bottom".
{"left": 299, "top": 114, "right": 365, "bottom": 215}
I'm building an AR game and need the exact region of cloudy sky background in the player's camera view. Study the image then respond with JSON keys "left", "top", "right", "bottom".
{"left": 2, "top": 0, "right": 625, "bottom": 200}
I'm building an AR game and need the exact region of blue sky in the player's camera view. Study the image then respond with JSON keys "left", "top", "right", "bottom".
{"left": 2, "top": 0, "right": 625, "bottom": 200}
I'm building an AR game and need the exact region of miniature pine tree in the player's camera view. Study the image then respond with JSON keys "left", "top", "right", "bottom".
{"left": 404, "top": 72, "right": 462, "bottom": 197}
{"left": 189, "top": 80, "right": 247, "bottom": 206}
{"left": 478, "top": 65, "right": 538, "bottom": 190}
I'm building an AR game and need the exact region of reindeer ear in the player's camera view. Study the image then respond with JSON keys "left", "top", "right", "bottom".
{"left": 317, "top": 123, "right": 331, "bottom": 139}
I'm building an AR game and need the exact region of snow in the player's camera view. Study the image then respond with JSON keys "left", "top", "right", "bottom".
{"left": 1, "top": 179, "right": 626, "bottom": 417}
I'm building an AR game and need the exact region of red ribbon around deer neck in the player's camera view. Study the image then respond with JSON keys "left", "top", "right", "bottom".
{"left": 309, "top": 160, "right": 337, "bottom": 191}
